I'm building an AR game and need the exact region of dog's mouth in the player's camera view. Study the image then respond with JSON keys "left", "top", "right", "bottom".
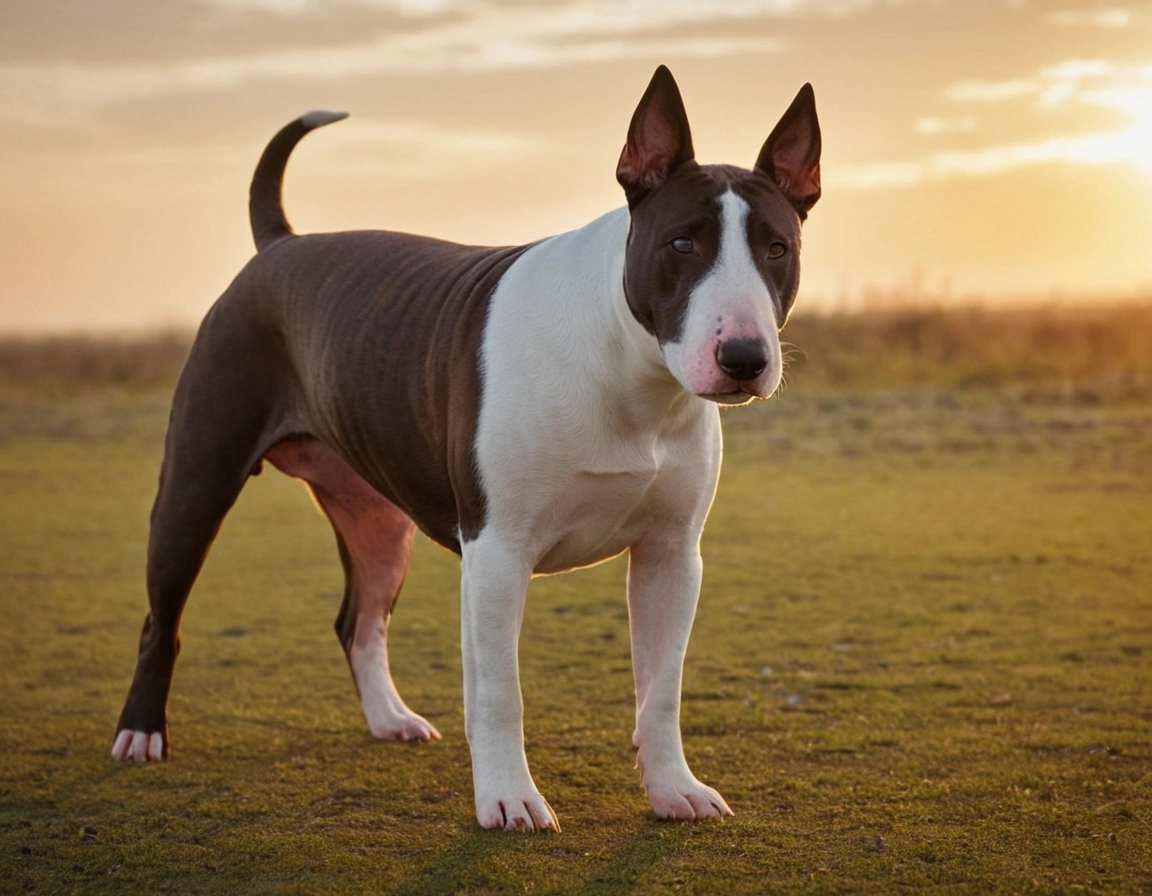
{"left": 700, "top": 388, "right": 757, "bottom": 406}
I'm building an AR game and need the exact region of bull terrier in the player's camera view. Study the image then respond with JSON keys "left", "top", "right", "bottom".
{"left": 111, "top": 65, "right": 821, "bottom": 832}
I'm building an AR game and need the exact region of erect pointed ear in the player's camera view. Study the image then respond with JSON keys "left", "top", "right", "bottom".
{"left": 755, "top": 83, "right": 822, "bottom": 218}
{"left": 616, "top": 65, "right": 696, "bottom": 208}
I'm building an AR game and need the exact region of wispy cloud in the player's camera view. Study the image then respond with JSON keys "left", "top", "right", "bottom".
{"left": 1045, "top": 7, "right": 1133, "bottom": 29}
{"left": 0, "top": 37, "right": 785, "bottom": 127}
{"left": 194, "top": 0, "right": 470, "bottom": 14}
{"left": 946, "top": 78, "right": 1039, "bottom": 103}
{"left": 932, "top": 128, "right": 1150, "bottom": 176}
{"left": 4, "top": 0, "right": 960, "bottom": 126}
{"left": 916, "top": 116, "right": 977, "bottom": 136}
{"left": 949, "top": 58, "right": 1152, "bottom": 130}
{"left": 837, "top": 57, "right": 1152, "bottom": 188}
{"left": 192, "top": 0, "right": 868, "bottom": 19}
{"left": 0, "top": 0, "right": 804, "bottom": 124}
{"left": 833, "top": 128, "right": 1150, "bottom": 189}
{"left": 105, "top": 117, "right": 547, "bottom": 176}
{"left": 946, "top": 59, "right": 1132, "bottom": 108}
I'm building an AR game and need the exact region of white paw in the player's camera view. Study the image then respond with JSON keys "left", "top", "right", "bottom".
{"left": 352, "top": 644, "right": 441, "bottom": 742}
{"left": 366, "top": 706, "right": 441, "bottom": 742}
{"left": 110, "top": 729, "right": 165, "bottom": 763}
{"left": 475, "top": 790, "right": 560, "bottom": 833}
{"left": 645, "top": 773, "right": 733, "bottom": 821}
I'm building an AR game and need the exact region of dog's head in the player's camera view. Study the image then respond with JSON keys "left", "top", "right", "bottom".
{"left": 616, "top": 66, "right": 821, "bottom": 405}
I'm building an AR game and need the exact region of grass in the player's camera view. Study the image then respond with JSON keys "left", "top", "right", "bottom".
{"left": 1, "top": 304, "right": 1151, "bottom": 893}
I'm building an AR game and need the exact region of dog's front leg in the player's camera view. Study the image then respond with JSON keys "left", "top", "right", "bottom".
{"left": 627, "top": 535, "right": 734, "bottom": 820}
{"left": 460, "top": 537, "right": 559, "bottom": 833}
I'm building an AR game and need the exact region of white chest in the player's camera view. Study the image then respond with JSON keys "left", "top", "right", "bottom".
{"left": 478, "top": 401, "right": 721, "bottom": 575}
{"left": 530, "top": 453, "right": 670, "bottom": 575}
{"left": 470, "top": 208, "right": 723, "bottom": 575}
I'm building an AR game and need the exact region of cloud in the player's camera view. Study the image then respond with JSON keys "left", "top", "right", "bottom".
{"left": 191, "top": 0, "right": 867, "bottom": 18}
{"left": 0, "top": 1, "right": 802, "bottom": 123}
{"left": 8, "top": 0, "right": 992, "bottom": 126}
{"left": 933, "top": 128, "right": 1151, "bottom": 176}
{"left": 832, "top": 128, "right": 1150, "bottom": 189}
{"left": 192, "top": 0, "right": 474, "bottom": 15}
{"left": 945, "top": 57, "right": 1152, "bottom": 120}
{"left": 946, "top": 60, "right": 1122, "bottom": 107}
{"left": 0, "top": 36, "right": 786, "bottom": 126}
{"left": 946, "top": 78, "right": 1038, "bottom": 103}
{"left": 836, "top": 57, "right": 1152, "bottom": 188}
{"left": 104, "top": 116, "right": 547, "bottom": 177}
{"left": 1045, "top": 7, "right": 1132, "bottom": 29}
{"left": 916, "top": 116, "right": 977, "bottom": 135}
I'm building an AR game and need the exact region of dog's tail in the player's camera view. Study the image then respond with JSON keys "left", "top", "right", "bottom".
{"left": 249, "top": 110, "right": 349, "bottom": 252}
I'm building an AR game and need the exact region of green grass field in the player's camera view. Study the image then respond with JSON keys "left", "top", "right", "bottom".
{"left": 2, "top": 306, "right": 1151, "bottom": 894}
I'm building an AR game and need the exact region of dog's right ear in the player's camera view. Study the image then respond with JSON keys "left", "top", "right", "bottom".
{"left": 616, "top": 66, "right": 696, "bottom": 208}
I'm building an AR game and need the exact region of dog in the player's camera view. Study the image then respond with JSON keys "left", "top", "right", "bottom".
{"left": 111, "top": 65, "right": 821, "bottom": 833}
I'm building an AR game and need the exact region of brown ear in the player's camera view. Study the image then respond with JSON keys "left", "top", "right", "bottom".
{"left": 616, "top": 65, "right": 695, "bottom": 208}
{"left": 755, "top": 83, "right": 822, "bottom": 217}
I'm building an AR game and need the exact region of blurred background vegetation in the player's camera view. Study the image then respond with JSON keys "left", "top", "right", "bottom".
{"left": 3, "top": 302, "right": 1150, "bottom": 400}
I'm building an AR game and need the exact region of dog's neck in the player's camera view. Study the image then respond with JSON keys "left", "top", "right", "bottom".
{"left": 476, "top": 206, "right": 707, "bottom": 453}
{"left": 545, "top": 206, "right": 702, "bottom": 421}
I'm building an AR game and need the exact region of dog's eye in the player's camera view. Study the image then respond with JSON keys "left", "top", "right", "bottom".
{"left": 670, "top": 236, "right": 694, "bottom": 254}
{"left": 767, "top": 241, "right": 788, "bottom": 259}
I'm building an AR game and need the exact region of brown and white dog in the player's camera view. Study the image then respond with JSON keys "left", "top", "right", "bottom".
{"left": 111, "top": 66, "right": 821, "bottom": 833}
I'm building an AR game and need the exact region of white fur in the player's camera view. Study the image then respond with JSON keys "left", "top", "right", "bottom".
{"left": 460, "top": 207, "right": 732, "bottom": 830}
{"left": 350, "top": 618, "right": 441, "bottom": 742}
{"left": 661, "top": 190, "right": 782, "bottom": 401}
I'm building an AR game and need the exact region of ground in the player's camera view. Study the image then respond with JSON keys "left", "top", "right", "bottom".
{"left": 1, "top": 305, "right": 1150, "bottom": 894}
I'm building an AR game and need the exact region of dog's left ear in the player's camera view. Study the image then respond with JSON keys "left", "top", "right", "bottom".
{"left": 617, "top": 65, "right": 696, "bottom": 208}
{"left": 755, "top": 83, "right": 822, "bottom": 218}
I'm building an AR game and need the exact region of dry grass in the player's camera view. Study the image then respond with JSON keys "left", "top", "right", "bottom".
{"left": 1, "top": 299, "right": 1150, "bottom": 893}
{"left": 783, "top": 301, "right": 1152, "bottom": 398}
{"left": 0, "top": 331, "right": 190, "bottom": 395}
{"left": 3, "top": 301, "right": 1151, "bottom": 401}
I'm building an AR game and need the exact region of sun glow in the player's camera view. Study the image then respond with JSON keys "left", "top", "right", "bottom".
{"left": 2, "top": 0, "right": 1151, "bottom": 331}
{"left": 960, "top": 59, "right": 1152, "bottom": 175}
{"left": 834, "top": 59, "right": 1152, "bottom": 189}
{"left": 1078, "top": 68, "right": 1152, "bottom": 173}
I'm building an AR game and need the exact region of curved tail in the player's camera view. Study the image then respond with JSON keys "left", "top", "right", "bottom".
{"left": 249, "top": 110, "right": 348, "bottom": 252}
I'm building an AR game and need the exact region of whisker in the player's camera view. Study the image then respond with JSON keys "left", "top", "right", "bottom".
{"left": 779, "top": 341, "right": 807, "bottom": 363}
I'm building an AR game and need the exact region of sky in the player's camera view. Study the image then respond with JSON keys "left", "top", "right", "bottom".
{"left": 1, "top": 0, "right": 1151, "bottom": 332}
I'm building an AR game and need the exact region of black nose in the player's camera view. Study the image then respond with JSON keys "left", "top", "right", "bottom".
{"left": 715, "top": 339, "right": 769, "bottom": 382}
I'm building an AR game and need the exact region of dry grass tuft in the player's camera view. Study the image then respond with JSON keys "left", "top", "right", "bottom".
{"left": 0, "top": 331, "right": 191, "bottom": 395}
{"left": 4, "top": 302, "right": 1151, "bottom": 401}
{"left": 785, "top": 301, "right": 1152, "bottom": 397}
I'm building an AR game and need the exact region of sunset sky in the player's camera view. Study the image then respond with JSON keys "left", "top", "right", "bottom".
{"left": 1, "top": 0, "right": 1150, "bottom": 332}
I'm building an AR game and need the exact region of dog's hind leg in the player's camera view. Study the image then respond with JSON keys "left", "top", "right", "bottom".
{"left": 112, "top": 324, "right": 283, "bottom": 762}
{"left": 264, "top": 437, "right": 440, "bottom": 742}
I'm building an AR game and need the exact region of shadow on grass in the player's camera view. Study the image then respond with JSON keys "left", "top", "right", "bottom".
{"left": 390, "top": 819, "right": 686, "bottom": 895}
